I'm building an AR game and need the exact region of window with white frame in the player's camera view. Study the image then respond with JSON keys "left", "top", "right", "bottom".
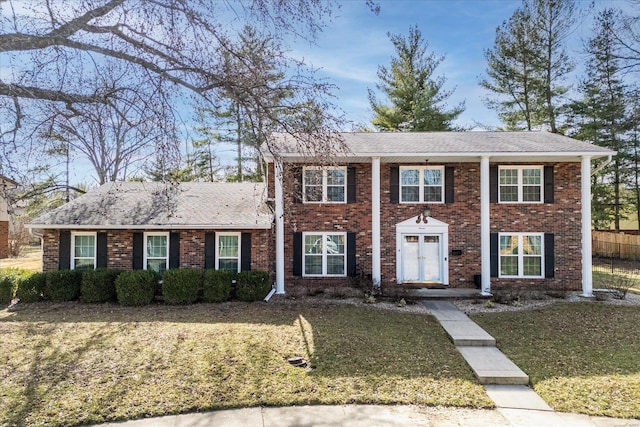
{"left": 144, "top": 232, "right": 169, "bottom": 273}
{"left": 400, "top": 166, "right": 444, "bottom": 203}
{"left": 499, "top": 166, "right": 543, "bottom": 203}
{"left": 216, "top": 232, "right": 241, "bottom": 273}
{"left": 303, "top": 232, "right": 346, "bottom": 276}
{"left": 499, "top": 233, "right": 544, "bottom": 278}
{"left": 71, "top": 232, "right": 96, "bottom": 270}
{"left": 303, "top": 167, "right": 346, "bottom": 203}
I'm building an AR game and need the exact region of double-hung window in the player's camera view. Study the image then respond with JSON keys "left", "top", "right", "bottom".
{"left": 71, "top": 232, "right": 96, "bottom": 270}
{"left": 499, "top": 166, "right": 543, "bottom": 203}
{"left": 144, "top": 232, "right": 169, "bottom": 273}
{"left": 216, "top": 232, "right": 241, "bottom": 273}
{"left": 400, "top": 166, "right": 444, "bottom": 203}
{"left": 303, "top": 232, "right": 346, "bottom": 276}
{"left": 303, "top": 167, "right": 346, "bottom": 203}
{"left": 499, "top": 233, "right": 544, "bottom": 278}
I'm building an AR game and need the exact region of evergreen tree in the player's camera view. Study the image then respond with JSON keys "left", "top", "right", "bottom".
{"left": 368, "top": 26, "right": 464, "bottom": 132}
{"left": 481, "top": 0, "right": 575, "bottom": 132}
{"left": 568, "top": 9, "right": 632, "bottom": 231}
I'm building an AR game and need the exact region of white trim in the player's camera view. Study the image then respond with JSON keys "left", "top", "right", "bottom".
{"left": 498, "top": 165, "right": 544, "bottom": 203}
{"left": 301, "top": 232, "right": 347, "bottom": 277}
{"left": 480, "top": 156, "right": 491, "bottom": 295}
{"left": 497, "top": 233, "right": 545, "bottom": 279}
{"left": 371, "top": 157, "right": 381, "bottom": 286}
{"left": 302, "top": 166, "right": 347, "bottom": 204}
{"left": 216, "top": 232, "right": 241, "bottom": 273}
{"left": 399, "top": 165, "right": 445, "bottom": 204}
{"left": 25, "top": 224, "right": 272, "bottom": 230}
{"left": 581, "top": 156, "right": 593, "bottom": 297}
{"left": 71, "top": 231, "right": 96, "bottom": 270}
{"left": 143, "top": 231, "right": 169, "bottom": 272}
{"left": 275, "top": 160, "right": 285, "bottom": 294}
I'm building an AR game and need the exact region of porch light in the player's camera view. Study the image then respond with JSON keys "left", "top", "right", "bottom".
{"left": 416, "top": 207, "right": 431, "bottom": 224}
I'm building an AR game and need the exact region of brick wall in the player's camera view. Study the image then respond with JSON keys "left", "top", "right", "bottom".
{"left": 277, "top": 161, "right": 583, "bottom": 292}
{"left": 0, "top": 221, "right": 8, "bottom": 259}
{"left": 42, "top": 228, "right": 272, "bottom": 273}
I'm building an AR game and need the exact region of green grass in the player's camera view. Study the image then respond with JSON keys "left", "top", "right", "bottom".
{"left": 0, "top": 302, "right": 490, "bottom": 427}
{"left": 472, "top": 303, "right": 640, "bottom": 418}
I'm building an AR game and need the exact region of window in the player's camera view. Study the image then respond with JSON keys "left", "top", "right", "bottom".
{"left": 303, "top": 232, "right": 346, "bottom": 276}
{"left": 144, "top": 232, "right": 168, "bottom": 273}
{"left": 499, "top": 233, "right": 543, "bottom": 278}
{"left": 303, "top": 167, "right": 346, "bottom": 203}
{"left": 499, "top": 166, "right": 543, "bottom": 203}
{"left": 216, "top": 232, "right": 241, "bottom": 273}
{"left": 400, "top": 166, "right": 444, "bottom": 203}
{"left": 71, "top": 232, "right": 96, "bottom": 270}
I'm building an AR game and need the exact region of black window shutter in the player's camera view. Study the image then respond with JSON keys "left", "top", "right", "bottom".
{"left": 544, "top": 165, "right": 555, "bottom": 204}
{"left": 347, "top": 232, "right": 357, "bottom": 277}
{"left": 293, "top": 232, "right": 303, "bottom": 276}
{"left": 59, "top": 230, "right": 71, "bottom": 270}
{"left": 241, "top": 232, "right": 252, "bottom": 271}
{"left": 390, "top": 166, "right": 399, "bottom": 204}
{"left": 132, "top": 232, "right": 143, "bottom": 270}
{"left": 445, "top": 166, "right": 454, "bottom": 204}
{"left": 293, "top": 167, "right": 303, "bottom": 204}
{"left": 96, "top": 232, "right": 108, "bottom": 269}
{"left": 490, "top": 165, "right": 498, "bottom": 203}
{"left": 490, "top": 232, "right": 499, "bottom": 277}
{"left": 545, "top": 233, "right": 555, "bottom": 278}
{"left": 347, "top": 167, "right": 356, "bottom": 203}
{"left": 204, "top": 232, "right": 215, "bottom": 269}
{"left": 169, "top": 232, "right": 180, "bottom": 269}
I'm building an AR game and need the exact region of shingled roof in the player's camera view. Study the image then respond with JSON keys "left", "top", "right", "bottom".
{"left": 266, "top": 131, "right": 614, "bottom": 162}
{"left": 27, "top": 182, "right": 273, "bottom": 229}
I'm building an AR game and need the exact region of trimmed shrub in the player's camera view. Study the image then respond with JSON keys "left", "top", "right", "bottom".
{"left": 45, "top": 270, "right": 83, "bottom": 302}
{"left": 115, "top": 270, "right": 157, "bottom": 306}
{"left": 15, "top": 272, "right": 47, "bottom": 303}
{"left": 235, "top": 271, "right": 271, "bottom": 302}
{"left": 162, "top": 269, "right": 201, "bottom": 305}
{"left": 203, "top": 269, "right": 234, "bottom": 303}
{"left": 81, "top": 269, "right": 121, "bottom": 303}
{"left": 0, "top": 276, "right": 15, "bottom": 305}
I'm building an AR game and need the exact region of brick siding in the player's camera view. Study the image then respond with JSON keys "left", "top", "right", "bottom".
{"left": 42, "top": 229, "right": 272, "bottom": 273}
{"left": 276, "top": 161, "right": 583, "bottom": 293}
{"left": 0, "top": 221, "right": 8, "bottom": 259}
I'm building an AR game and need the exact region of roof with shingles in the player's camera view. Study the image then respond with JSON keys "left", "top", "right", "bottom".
{"left": 268, "top": 131, "right": 614, "bottom": 159}
{"left": 27, "top": 182, "right": 273, "bottom": 229}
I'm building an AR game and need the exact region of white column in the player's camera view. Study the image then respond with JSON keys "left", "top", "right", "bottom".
{"left": 274, "top": 160, "right": 285, "bottom": 294}
{"left": 480, "top": 156, "right": 491, "bottom": 295}
{"left": 371, "top": 157, "right": 381, "bottom": 286}
{"left": 581, "top": 156, "right": 593, "bottom": 297}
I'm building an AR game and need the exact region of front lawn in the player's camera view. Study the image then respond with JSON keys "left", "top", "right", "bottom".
{"left": 0, "top": 302, "right": 490, "bottom": 427}
{"left": 472, "top": 303, "right": 640, "bottom": 418}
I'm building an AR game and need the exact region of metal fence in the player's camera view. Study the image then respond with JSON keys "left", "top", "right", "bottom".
{"left": 592, "top": 240, "right": 640, "bottom": 277}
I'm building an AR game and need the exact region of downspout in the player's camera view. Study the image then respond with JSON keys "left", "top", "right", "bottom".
{"left": 591, "top": 155, "right": 613, "bottom": 177}
{"left": 263, "top": 287, "right": 277, "bottom": 302}
{"left": 27, "top": 227, "right": 44, "bottom": 272}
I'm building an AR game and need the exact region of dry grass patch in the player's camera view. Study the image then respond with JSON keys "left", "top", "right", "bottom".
{"left": 0, "top": 302, "right": 490, "bottom": 427}
{"left": 472, "top": 302, "right": 640, "bottom": 418}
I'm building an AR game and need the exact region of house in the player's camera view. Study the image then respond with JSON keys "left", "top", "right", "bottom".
{"left": 1, "top": 175, "right": 18, "bottom": 259}
{"left": 263, "top": 131, "right": 614, "bottom": 297}
{"left": 27, "top": 132, "right": 614, "bottom": 297}
{"left": 26, "top": 182, "right": 272, "bottom": 273}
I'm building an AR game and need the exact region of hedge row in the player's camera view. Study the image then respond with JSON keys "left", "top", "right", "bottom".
{"left": 0, "top": 268, "right": 272, "bottom": 306}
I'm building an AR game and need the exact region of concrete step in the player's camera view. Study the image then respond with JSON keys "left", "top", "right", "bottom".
{"left": 422, "top": 301, "right": 496, "bottom": 346}
{"left": 458, "top": 346, "right": 530, "bottom": 385}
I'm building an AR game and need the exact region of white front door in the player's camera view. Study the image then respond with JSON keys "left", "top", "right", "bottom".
{"left": 402, "top": 234, "right": 443, "bottom": 283}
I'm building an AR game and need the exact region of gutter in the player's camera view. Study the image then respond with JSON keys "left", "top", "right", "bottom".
{"left": 591, "top": 155, "right": 613, "bottom": 176}
{"left": 263, "top": 287, "right": 277, "bottom": 302}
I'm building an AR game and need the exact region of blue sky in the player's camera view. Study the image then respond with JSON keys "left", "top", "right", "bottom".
{"left": 291, "top": 0, "right": 614, "bottom": 130}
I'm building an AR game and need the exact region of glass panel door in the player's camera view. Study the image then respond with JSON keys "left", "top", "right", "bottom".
{"left": 422, "top": 235, "right": 441, "bottom": 281}
{"left": 402, "top": 235, "right": 420, "bottom": 282}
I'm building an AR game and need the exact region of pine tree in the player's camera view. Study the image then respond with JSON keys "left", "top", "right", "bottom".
{"left": 368, "top": 26, "right": 464, "bottom": 132}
